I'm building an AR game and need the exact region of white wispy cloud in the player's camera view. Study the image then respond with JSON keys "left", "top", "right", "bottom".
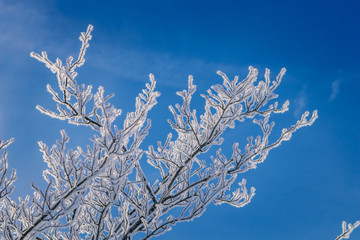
{"left": 0, "top": 1, "right": 46, "bottom": 50}
{"left": 294, "top": 85, "right": 307, "bottom": 118}
{"left": 0, "top": 96, "right": 3, "bottom": 136}
{"left": 329, "top": 79, "right": 340, "bottom": 101}
{"left": 0, "top": 1, "right": 53, "bottom": 135}
{"left": 0, "top": 1, "right": 75, "bottom": 60}
{"left": 88, "top": 41, "right": 249, "bottom": 89}
{"left": 0, "top": 1, "right": 252, "bottom": 90}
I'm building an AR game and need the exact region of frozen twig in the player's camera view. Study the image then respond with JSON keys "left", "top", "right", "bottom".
{"left": 2, "top": 25, "right": 351, "bottom": 240}
{"left": 335, "top": 221, "right": 360, "bottom": 240}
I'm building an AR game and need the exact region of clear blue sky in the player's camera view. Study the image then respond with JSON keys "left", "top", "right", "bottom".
{"left": 0, "top": 0, "right": 359, "bottom": 239}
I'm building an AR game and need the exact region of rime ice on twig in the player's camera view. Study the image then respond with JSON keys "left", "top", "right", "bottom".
{"left": 0, "top": 138, "right": 16, "bottom": 200}
{"left": 0, "top": 25, "right": 328, "bottom": 240}
{"left": 140, "top": 67, "right": 317, "bottom": 239}
{"left": 335, "top": 221, "right": 360, "bottom": 240}
{"left": 30, "top": 25, "right": 103, "bottom": 130}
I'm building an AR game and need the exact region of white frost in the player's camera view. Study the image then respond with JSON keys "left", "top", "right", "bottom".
{"left": 0, "top": 25, "right": 336, "bottom": 240}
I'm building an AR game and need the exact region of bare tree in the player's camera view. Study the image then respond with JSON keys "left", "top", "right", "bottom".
{"left": 0, "top": 25, "right": 356, "bottom": 240}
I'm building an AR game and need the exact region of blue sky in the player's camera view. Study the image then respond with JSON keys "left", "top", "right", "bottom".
{"left": 0, "top": 0, "right": 359, "bottom": 239}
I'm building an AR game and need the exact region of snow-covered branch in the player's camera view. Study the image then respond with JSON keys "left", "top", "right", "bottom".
{"left": 336, "top": 221, "right": 360, "bottom": 240}
{"left": 132, "top": 66, "right": 318, "bottom": 239}
{"left": 8, "top": 25, "right": 160, "bottom": 240}
{"left": 0, "top": 138, "right": 16, "bottom": 200}
{"left": 0, "top": 24, "right": 355, "bottom": 240}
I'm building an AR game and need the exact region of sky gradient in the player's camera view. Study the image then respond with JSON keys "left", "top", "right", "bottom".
{"left": 0, "top": 0, "right": 359, "bottom": 239}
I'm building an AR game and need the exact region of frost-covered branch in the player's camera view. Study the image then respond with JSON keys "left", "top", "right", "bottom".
{"left": 2, "top": 25, "right": 160, "bottom": 240}
{"left": 0, "top": 138, "right": 17, "bottom": 239}
{"left": 119, "top": 66, "right": 318, "bottom": 239}
{"left": 1, "top": 24, "right": 353, "bottom": 240}
{"left": 30, "top": 25, "right": 102, "bottom": 130}
{"left": 336, "top": 221, "right": 360, "bottom": 240}
{"left": 0, "top": 138, "right": 16, "bottom": 200}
